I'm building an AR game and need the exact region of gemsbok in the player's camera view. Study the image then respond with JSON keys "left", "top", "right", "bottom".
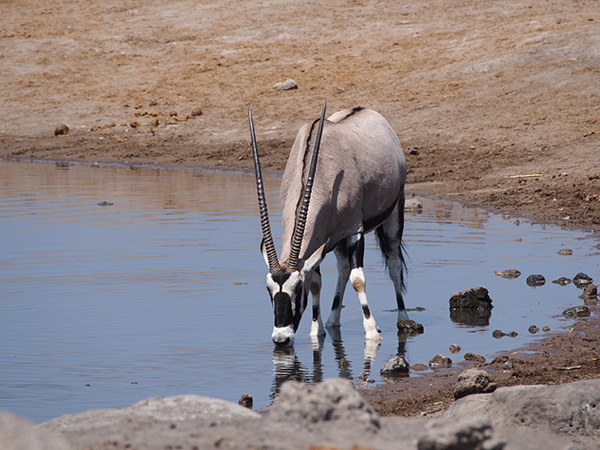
{"left": 249, "top": 101, "right": 409, "bottom": 347}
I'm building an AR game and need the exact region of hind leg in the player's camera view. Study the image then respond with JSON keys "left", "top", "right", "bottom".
{"left": 309, "top": 266, "right": 325, "bottom": 338}
{"left": 376, "top": 191, "right": 409, "bottom": 323}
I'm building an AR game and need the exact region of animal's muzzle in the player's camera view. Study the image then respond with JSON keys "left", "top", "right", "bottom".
{"left": 272, "top": 325, "right": 295, "bottom": 347}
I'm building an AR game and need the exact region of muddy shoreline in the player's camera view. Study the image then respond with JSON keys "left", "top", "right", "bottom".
{"left": 2, "top": 0, "right": 599, "bottom": 424}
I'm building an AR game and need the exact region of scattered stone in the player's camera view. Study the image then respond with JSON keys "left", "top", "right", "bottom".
{"left": 453, "top": 368, "right": 497, "bottom": 399}
{"left": 582, "top": 284, "right": 598, "bottom": 302}
{"left": 542, "top": 326, "right": 551, "bottom": 332}
{"left": 97, "top": 201, "right": 114, "bottom": 207}
{"left": 407, "top": 146, "right": 419, "bottom": 155}
{"left": 417, "top": 417, "right": 500, "bottom": 450}
{"left": 506, "top": 331, "right": 518, "bottom": 338}
{"left": 397, "top": 319, "right": 424, "bottom": 335}
{"left": 54, "top": 124, "right": 69, "bottom": 136}
{"left": 267, "top": 378, "right": 380, "bottom": 430}
{"left": 410, "top": 363, "right": 429, "bottom": 371}
{"left": 129, "top": 121, "right": 140, "bottom": 128}
{"left": 557, "top": 248, "right": 573, "bottom": 255}
{"left": 528, "top": 325, "right": 539, "bottom": 334}
{"left": 449, "top": 344, "right": 461, "bottom": 354}
{"left": 429, "top": 354, "right": 452, "bottom": 369}
{"left": 449, "top": 286, "right": 493, "bottom": 312}
{"left": 55, "top": 161, "right": 70, "bottom": 168}
{"left": 150, "top": 118, "right": 159, "bottom": 128}
{"left": 526, "top": 274, "right": 545, "bottom": 287}
{"left": 562, "top": 305, "right": 590, "bottom": 318}
{"left": 573, "top": 272, "right": 593, "bottom": 288}
{"left": 495, "top": 269, "right": 521, "bottom": 279}
{"left": 380, "top": 356, "right": 410, "bottom": 378}
{"left": 501, "top": 361, "right": 514, "bottom": 370}
{"left": 492, "top": 329, "right": 505, "bottom": 339}
{"left": 238, "top": 393, "right": 253, "bottom": 409}
{"left": 464, "top": 352, "right": 486, "bottom": 363}
{"left": 272, "top": 79, "right": 298, "bottom": 90}
{"left": 552, "top": 277, "right": 571, "bottom": 286}
{"left": 190, "top": 107, "right": 203, "bottom": 117}
{"left": 404, "top": 198, "right": 423, "bottom": 211}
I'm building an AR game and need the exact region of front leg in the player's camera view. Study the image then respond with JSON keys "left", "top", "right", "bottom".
{"left": 309, "top": 266, "right": 325, "bottom": 338}
{"left": 348, "top": 233, "right": 381, "bottom": 341}
{"left": 325, "top": 244, "right": 351, "bottom": 328}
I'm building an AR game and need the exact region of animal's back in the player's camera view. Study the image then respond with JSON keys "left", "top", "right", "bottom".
{"left": 280, "top": 107, "right": 406, "bottom": 263}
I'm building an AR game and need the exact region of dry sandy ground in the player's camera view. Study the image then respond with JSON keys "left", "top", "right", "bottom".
{"left": 1, "top": 0, "right": 599, "bottom": 419}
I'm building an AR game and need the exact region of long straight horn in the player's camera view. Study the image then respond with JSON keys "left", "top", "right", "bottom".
{"left": 248, "top": 105, "right": 281, "bottom": 274}
{"left": 288, "top": 100, "right": 327, "bottom": 273}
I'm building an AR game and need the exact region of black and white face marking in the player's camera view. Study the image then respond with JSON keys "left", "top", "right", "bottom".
{"left": 266, "top": 270, "right": 306, "bottom": 346}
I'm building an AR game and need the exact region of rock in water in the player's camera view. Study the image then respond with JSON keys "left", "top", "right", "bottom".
{"left": 238, "top": 393, "right": 253, "bottom": 409}
{"left": 449, "top": 286, "right": 493, "bottom": 311}
{"left": 397, "top": 319, "right": 424, "bottom": 335}
{"left": 562, "top": 305, "right": 590, "bottom": 317}
{"left": 573, "top": 272, "right": 593, "bottom": 288}
{"left": 526, "top": 274, "right": 546, "bottom": 287}
{"left": 495, "top": 269, "right": 521, "bottom": 279}
{"left": 54, "top": 124, "right": 69, "bottom": 136}
{"left": 464, "top": 352, "right": 486, "bottom": 363}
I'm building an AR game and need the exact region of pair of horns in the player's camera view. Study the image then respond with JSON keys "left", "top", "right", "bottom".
{"left": 248, "top": 101, "right": 327, "bottom": 273}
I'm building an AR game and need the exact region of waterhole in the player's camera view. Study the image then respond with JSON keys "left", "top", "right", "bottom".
{"left": 1, "top": 160, "right": 598, "bottom": 423}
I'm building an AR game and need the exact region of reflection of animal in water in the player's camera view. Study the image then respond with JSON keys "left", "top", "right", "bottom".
{"left": 249, "top": 101, "right": 409, "bottom": 347}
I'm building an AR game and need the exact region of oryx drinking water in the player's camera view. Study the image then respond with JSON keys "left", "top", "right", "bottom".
{"left": 249, "top": 101, "right": 409, "bottom": 347}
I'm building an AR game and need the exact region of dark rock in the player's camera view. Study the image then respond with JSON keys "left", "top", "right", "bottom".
{"left": 464, "top": 352, "right": 486, "bottom": 363}
{"left": 552, "top": 277, "right": 571, "bottom": 286}
{"left": 453, "top": 368, "right": 497, "bottom": 399}
{"left": 492, "top": 330, "right": 505, "bottom": 339}
{"left": 429, "top": 354, "right": 452, "bottom": 369}
{"left": 54, "top": 124, "right": 69, "bottom": 136}
{"left": 528, "top": 325, "right": 539, "bottom": 334}
{"left": 506, "top": 331, "right": 518, "bottom": 338}
{"left": 582, "top": 283, "right": 597, "bottom": 300}
{"left": 573, "top": 272, "right": 593, "bottom": 288}
{"left": 190, "top": 108, "right": 203, "bottom": 117}
{"left": 557, "top": 248, "right": 573, "bottom": 255}
{"left": 238, "top": 393, "right": 253, "bottom": 409}
{"left": 501, "top": 361, "right": 514, "bottom": 370}
{"left": 380, "top": 356, "right": 410, "bottom": 378}
{"left": 494, "top": 269, "right": 521, "bottom": 279}
{"left": 97, "top": 201, "right": 114, "bottom": 207}
{"left": 449, "top": 286, "right": 493, "bottom": 312}
{"left": 542, "top": 326, "right": 551, "bottom": 332}
{"left": 397, "top": 319, "right": 424, "bottom": 335}
{"left": 526, "top": 274, "right": 545, "bottom": 287}
{"left": 449, "top": 344, "right": 461, "bottom": 354}
{"left": 562, "top": 305, "right": 590, "bottom": 317}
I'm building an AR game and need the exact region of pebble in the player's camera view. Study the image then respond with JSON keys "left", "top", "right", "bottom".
{"left": 449, "top": 344, "right": 461, "bottom": 354}
{"left": 429, "top": 354, "right": 452, "bottom": 369}
{"left": 573, "top": 272, "right": 593, "bottom": 288}
{"left": 404, "top": 198, "right": 423, "bottom": 211}
{"left": 272, "top": 79, "right": 298, "bottom": 90}
{"left": 562, "top": 305, "right": 590, "bottom": 318}
{"left": 526, "top": 274, "right": 546, "bottom": 287}
{"left": 397, "top": 319, "right": 424, "bottom": 335}
{"left": 54, "top": 124, "right": 69, "bottom": 136}
{"left": 552, "top": 277, "right": 572, "bottom": 286}
{"left": 528, "top": 325, "right": 539, "bottom": 334}
{"left": 495, "top": 269, "right": 521, "bottom": 279}
{"left": 542, "top": 326, "right": 551, "bottom": 332}
{"left": 449, "top": 286, "right": 493, "bottom": 311}
{"left": 453, "top": 368, "right": 497, "bottom": 399}
{"left": 582, "top": 284, "right": 598, "bottom": 300}
{"left": 464, "top": 352, "right": 486, "bottom": 363}
{"left": 238, "top": 394, "right": 253, "bottom": 409}
{"left": 557, "top": 248, "right": 573, "bottom": 255}
{"left": 380, "top": 356, "right": 410, "bottom": 377}
{"left": 410, "top": 363, "right": 429, "bottom": 371}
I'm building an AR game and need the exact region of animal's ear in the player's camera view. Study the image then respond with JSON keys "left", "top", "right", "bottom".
{"left": 260, "top": 239, "right": 271, "bottom": 269}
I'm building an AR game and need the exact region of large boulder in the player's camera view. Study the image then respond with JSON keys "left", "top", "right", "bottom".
{"left": 267, "top": 378, "right": 380, "bottom": 430}
{"left": 445, "top": 378, "right": 600, "bottom": 445}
